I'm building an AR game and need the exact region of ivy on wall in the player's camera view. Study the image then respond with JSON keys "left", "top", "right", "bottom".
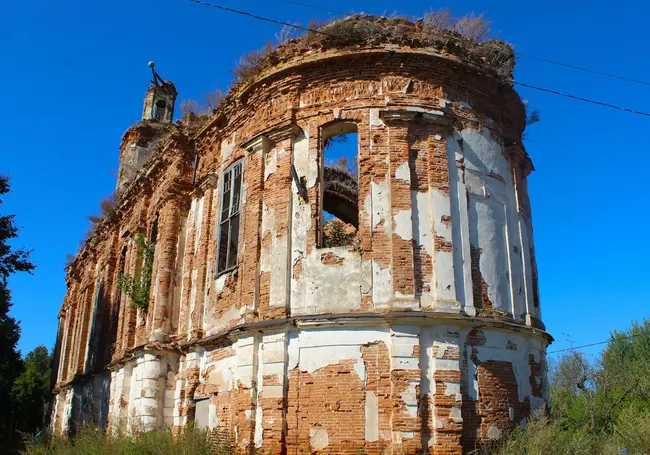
{"left": 118, "top": 233, "right": 155, "bottom": 311}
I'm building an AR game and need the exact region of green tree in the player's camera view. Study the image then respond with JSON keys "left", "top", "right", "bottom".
{"left": 538, "top": 319, "right": 650, "bottom": 454}
{"left": 549, "top": 351, "right": 598, "bottom": 432}
{"left": 0, "top": 175, "right": 34, "bottom": 442}
{"left": 12, "top": 346, "right": 51, "bottom": 435}
{"left": 600, "top": 319, "right": 650, "bottom": 428}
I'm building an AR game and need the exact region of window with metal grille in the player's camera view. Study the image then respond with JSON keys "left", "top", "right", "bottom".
{"left": 217, "top": 161, "right": 243, "bottom": 274}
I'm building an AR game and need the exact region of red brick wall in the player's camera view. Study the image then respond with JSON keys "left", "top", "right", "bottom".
{"left": 54, "top": 44, "right": 548, "bottom": 453}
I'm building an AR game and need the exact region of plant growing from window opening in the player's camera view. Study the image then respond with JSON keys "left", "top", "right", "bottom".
{"left": 117, "top": 233, "right": 155, "bottom": 311}
{"left": 323, "top": 219, "right": 357, "bottom": 248}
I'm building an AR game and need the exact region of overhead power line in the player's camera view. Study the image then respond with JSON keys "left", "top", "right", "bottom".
{"left": 188, "top": 0, "right": 333, "bottom": 36}
{"left": 514, "top": 81, "right": 650, "bottom": 117}
{"left": 281, "top": 0, "right": 650, "bottom": 88}
{"left": 281, "top": 0, "right": 347, "bottom": 15}
{"left": 188, "top": 0, "right": 650, "bottom": 118}
{"left": 515, "top": 52, "right": 650, "bottom": 87}
{"left": 547, "top": 333, "right": 644, "bottom": 355}
{"left": 547, "top": 340, "right": 612, "bottom": 355}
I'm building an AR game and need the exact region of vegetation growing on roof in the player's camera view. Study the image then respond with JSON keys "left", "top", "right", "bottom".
{"left": 179, "top": 89, "right": 225, "bottom": 117}
{"left": 229, "top": 11, "right": 515, "bottom": 89}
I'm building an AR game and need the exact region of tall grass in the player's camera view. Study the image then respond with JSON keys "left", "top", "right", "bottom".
{"left": 469, "top": 409, "right": 650, "bottom": 455}
{"left": 22, "top": 425, "right": 213, "bottom": 455}
{"left": 22, "top": 409, "right": 650, "bottom": 455}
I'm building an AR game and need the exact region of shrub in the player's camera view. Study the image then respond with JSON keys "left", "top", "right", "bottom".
{"left": 612, "top": 407, "right": 650, "bottom": 454}
{"left": 117, "top": 233, "right": 155, "bottom": 311}
{"left": 323, "top": 219, "right": 356, "bottom": 248}
{"left": 494, "top": 414, "right": 603, "bottom": 455}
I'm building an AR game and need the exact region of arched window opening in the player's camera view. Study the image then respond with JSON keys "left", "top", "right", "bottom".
{"left": 154, "top": 99, "right": 167, "bottom": 120}
{"left": 320, "top": 122, "right": 359, "bottom": 248}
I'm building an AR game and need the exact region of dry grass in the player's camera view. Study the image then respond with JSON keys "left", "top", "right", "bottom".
{"left": 231, "top": 42, "right": 274, "bottom": 83}
{"left": 180, "top": 89, "right": 225, "bottom": 117}
{"left": 179, "top": 99, "right": 202, "bottom": 117}
{"left": 227, "top": 12, "right": 515, "bottom": 87}
{"left": 22, "top": 424, "right": 213, "bottom": 455}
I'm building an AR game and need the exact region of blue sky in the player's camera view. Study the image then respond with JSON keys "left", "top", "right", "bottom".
{"left": 2, "top": 0, "right": 648, "bottom": 360}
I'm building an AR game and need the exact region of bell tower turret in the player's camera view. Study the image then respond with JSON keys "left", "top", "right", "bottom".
{"left": 115, "top": 62, "right": 177, "bottom": 191}
{"left": 142, "top": 61, "right": 177, "bottom": 122}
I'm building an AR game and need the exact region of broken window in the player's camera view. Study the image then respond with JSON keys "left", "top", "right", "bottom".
{"left": 154, "top": 99, "right": 166, "bottom": 120}
{"left": 217, "top": 161, "right": 243, "bottom": 273}
{"left": 320, "top": 122, "right": 359, "bottom": 248}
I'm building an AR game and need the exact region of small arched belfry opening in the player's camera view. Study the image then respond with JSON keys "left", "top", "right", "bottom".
{"left": 319, "top": 121, "right": 359, "bottom": 248}
{"left": 153, "top": 100, "right": 167, "bottom": 121}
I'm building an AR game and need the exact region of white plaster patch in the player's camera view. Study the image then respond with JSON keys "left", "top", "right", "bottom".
{"left": 393, "top": 431, "right": 415, "bottom": 444}
{"left": 261, "top": 202, "right": 275, "bottom": 240}
{"left": 292, "top": 131, "right": 316, "bottom": 189}
{"left": 254, "top": 403, "right": 263, "bottom": 447}
{"left": 402, "top": 381, "right": 419, "bottom": 417}
{"left": 371, "top": 260, "right": 392, "bottom": 305}
{"left": 431, "top": 189, "right": 452, "bottom": 242}
{"left": 233, "top": 336, "right": 256, "bottom": 388}
{"left": 264, "top": 150, "right": 276, "bottom": 181}
{"left": 214, "top": 273, "right": 228, "bottom": 294}
{"left": 269, "top": 236, "right": 288, "bottom": 307}
{"left": 209, "top": 403, "right": 220, "bottom": 428}
{"left": 432, "top": 358, "right": 459, "bottom": 371}
{"left": 287, "top": 332, "right": 299, "bottom": 371}
{"left": 204, "top": 303, "right": 239, "bottom": 335}
{"left": 413, "top": 191, "right": 433, "bottom": 256}
{"left": 369, "top": 178, "right": 390, "bottom": 231}
{"left": 450, "top": 406, "right": 463, "bottom": 423}
{"left": 459, "top": 127, "right": 509, "bottom": 183}
{"left": 393, "top": 209, "right": 413, "bottom": 241}
{"left": 293, "top": 246, "right": 362, "bottom": 315}
{"left": 395, "top": 162, "right": 411, "bottom": 183}
{"left": 468, "top": 194, "right": 512, "bottom": 314}
{"left": 487, "top": 425, "right": 502, "bottom": 440}
{"left": 435, "top": 252, "right": 457, "bottom": 303}
{"left": 299, "top": 345, "right": 365, "bottom": 380}
{"left": 221, "top": 136, "right": 235, "bottom": 164}
{"left": 365, "top": 391, "right": 379, "bottom": 442}
{"left": 369, "top": 108, "right": 386, "bottom": 127}
{"left": 206, "top": 358, "right": 235, "bottom": 391}
{"left": 309, "top": 428, "right": 329, "bottom": 450}
{"left": 193, "top": 196, "right": 204, "bottom": 253}
{"left": 444, "top": 382, "right": 461, "bottom": 397}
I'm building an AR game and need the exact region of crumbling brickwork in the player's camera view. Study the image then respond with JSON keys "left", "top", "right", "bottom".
{"left": 50, "top": 16, "right": 551, "bottom": 454}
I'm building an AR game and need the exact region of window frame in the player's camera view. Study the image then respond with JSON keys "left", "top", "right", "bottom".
{"left": 216, "top": 159, "right": 244, "bottom": 276}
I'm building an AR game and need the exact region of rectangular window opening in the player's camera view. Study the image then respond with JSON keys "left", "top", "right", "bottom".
{"left": 218, "top": 161, "right": 243, "bottom": 274}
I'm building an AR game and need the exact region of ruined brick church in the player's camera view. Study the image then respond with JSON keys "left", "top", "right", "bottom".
{"left": 50, "top": 15, "right": 550, "bottom": 454}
